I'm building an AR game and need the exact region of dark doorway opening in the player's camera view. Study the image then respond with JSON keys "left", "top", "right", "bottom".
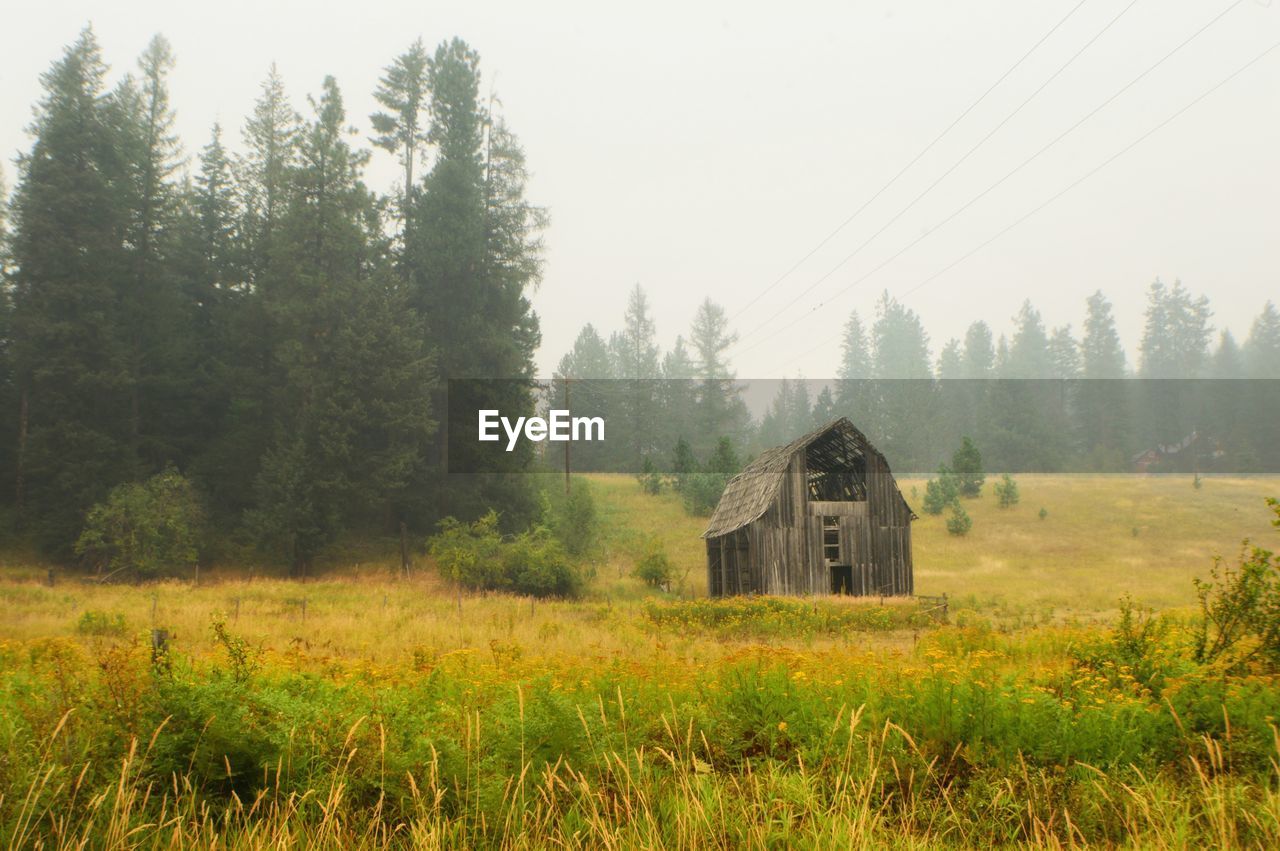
{"left": 830, "top": 564, "right": 853, "bottom": 595}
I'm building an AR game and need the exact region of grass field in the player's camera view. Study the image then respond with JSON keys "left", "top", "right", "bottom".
{"left": 1, "top": 474, "right": 1278, "bottom": 848}
{"left": 596, "top": 473, "right": 1280, "bottom": 613}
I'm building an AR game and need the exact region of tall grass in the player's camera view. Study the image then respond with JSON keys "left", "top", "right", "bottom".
{"left": 2, "top": 617, "right": 1278, "bottom": 849}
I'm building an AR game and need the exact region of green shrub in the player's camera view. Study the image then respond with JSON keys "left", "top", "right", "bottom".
{"left": 550, "top": 478, "right": 598, "bottom": 558}
{"left": 638, "top": 457, "right": 663, "bottom": 495}
{"left": 633, "top": 541, "right": 674, "bottom": 588}
{"left": 994, "top": 473, "right": 1020, "bottom": 508}
{"left": 946, "top": 502, "right": 972, "bottom": 536}
{"left": 922, "top": 465, "right": 959, "bottom": 516}
{"left": 951, "top": 436, "right": 985, "bottom": 497}
{"left": 705, "top": 437, "right": 741, "bottom": 476}
{"left": 76, "top": 610, "right": 127, "bottom": 637}
{"left": 74, "top": 468, "right": 205, "bottom": 580}
{"left": 1193, "top": 498, "right": 1280, "bottom": 670}
{"left": 504, "top": 527, "right": 582, "bottom": 598}
{"left": 429, "top": 512, "right": 583, "bottom": 598}
{"left": 429, "top": 511, "right": 505, "bottom": 590}
{"left": 682, "top": 472, "right": 729, "bottom": 516}
{"left": 671, "top": 437, "right": 697, "bottom": 491}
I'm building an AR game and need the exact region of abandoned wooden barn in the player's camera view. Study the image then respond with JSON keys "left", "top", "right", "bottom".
{"left": 703, "top": 418, "right": 915, "bottom": 597}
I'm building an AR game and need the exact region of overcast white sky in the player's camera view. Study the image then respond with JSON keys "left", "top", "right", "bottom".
{"left": 3, "top": 1, "right": 1277, "bottom": 377}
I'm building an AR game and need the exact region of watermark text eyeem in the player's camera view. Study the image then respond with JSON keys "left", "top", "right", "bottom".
{"left": 478, "top": 409, "right": 605, "bottom": 452}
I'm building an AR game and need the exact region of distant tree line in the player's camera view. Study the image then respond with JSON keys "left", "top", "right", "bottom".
{"left": 0, "top": 29, "right": 546, "bottom": 568}
{"left": 554, "top": 284, "right": 1280, "bottom": 476}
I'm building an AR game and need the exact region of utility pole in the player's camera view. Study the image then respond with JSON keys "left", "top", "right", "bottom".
{"left": 563, "top": 375, "right": 571, "bottom": 495}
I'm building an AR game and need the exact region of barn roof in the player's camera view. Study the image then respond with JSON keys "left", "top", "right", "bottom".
{"left": 702, "top": 417, "right": 911, "bottom": 539}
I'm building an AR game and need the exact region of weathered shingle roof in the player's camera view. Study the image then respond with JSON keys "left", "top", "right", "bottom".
{"left": 702, "top": 417, "right": 910, "bottom": 538}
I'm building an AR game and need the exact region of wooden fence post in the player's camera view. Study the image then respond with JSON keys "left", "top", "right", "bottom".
{"left": 151, "top": 629, "right": 171, "bottom": 672}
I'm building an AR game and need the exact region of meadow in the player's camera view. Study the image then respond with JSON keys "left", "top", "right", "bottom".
{"left": 1, "top": 474, "right": 1278, "bottom": 848}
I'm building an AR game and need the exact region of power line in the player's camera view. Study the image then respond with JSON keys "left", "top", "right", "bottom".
{"left": 731, "top": 0, "right": 1250, "bottom": 361}
{"left": 773, "top": 38, "right": 1280, "bottom": 374}
{"left": 731, "top": 0, "right": 1145, "bottom": 347}
{"left": 725, "top": 0, "right": 1093, "bottom": 324}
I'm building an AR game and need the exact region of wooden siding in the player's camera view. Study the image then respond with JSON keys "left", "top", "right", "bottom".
{"left": 705, "top": 420, "right": 913, "bottom": 598}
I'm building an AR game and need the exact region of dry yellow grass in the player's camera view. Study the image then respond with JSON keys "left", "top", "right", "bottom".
{"left": 1, "top": 473, "right": 1275, "bottom": 665}
{"left": 590, "top": 472, "right": 1280, "bottom": 614}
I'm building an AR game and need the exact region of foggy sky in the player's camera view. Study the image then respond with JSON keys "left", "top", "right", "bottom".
{"left": 3, "top": 0, "right": 1277, "bottom": 377}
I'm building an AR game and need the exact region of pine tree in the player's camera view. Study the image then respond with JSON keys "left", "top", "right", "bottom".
{"left": 370, "top": 39, "right": 430, "bottom": 252}
{"left": 689, "top": 298, "right": 746, "bottom": 457}
{"left": 9, "top": 29, "right": 137, "bottom": 553}
{"left": 1139, "top": 279, "right": 1212, "bottom": 378}
{"left": 961, "top": 321, "right": 995, "bottom": 379}
{"left": 1138, "top": 280, "right": 1213, "bottom": 449}
{"left": 193, "top": 125, "right": 240, "bottom": 284}
{"left": 811, "top": 385, "right": 836, "bottom": 427}
{"left": 937, "top": 339, "right": 963, "bottom": 379}
{"left": 1081, "top": 291, "right": 1126, "bottom": 379}
{"left": 0, "top": 166, "right": 13, "bottom": 504}
{"left": 557, "top": 324, "right": 613, "bottom": 379}
{"left": 114, "top": 34, "right": 194, "bottom": 470}
{"left": 1243, "top": 302, "right": 1280, "bottom": 379}
{"left": 1007, "top": 301, "right": 1052, "bottom": 378}
{"left": 658, "top": 335, "right": 697, "bottom": 462}
{"left": 951, "top": 436, "right": 984, "bottom": 497}
{"left": 835, "top": 309, "right": 872, "bottom": 421}
{"left": 612, "top": 284, "right": 660, "bottom": 467}
{"left": 1210, "top": 331, "right": 1244, "bottom": 379}
{"left": 240, "top": 64, "right": 300, "bottom": 281}
{"left": 837, "top": 310, "right": 871, "bottom": 378}
{"left": 1048, "top": 326, "right": 1080, "bottom": 379}
{"left": 249, "top": 76, "right": 434, "bottom": 572}
{"left": 870, "top": 291, "right": 931, "bottom": 379}
{"left": 868, "top": 292, "right": 933, "bottom": 468}
{"left": 411, "top": 39, "right": 543, "bottom": 525}
{"left": 1078, "top": 291, "right": 1130, "bottom": 469}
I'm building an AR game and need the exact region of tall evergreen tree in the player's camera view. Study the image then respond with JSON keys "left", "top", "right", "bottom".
{"left": 1243, "top": 302, "right": 1280, "bottom": 379}
{"left": 0, "top": 166, "right": 13, "bottom": 505}
{"left": 1077, "top": 291, "right": 1130, "bottom": 469}
{"left": 1139, "top": 279, "right": 1212, "bottom": 378}
{"left": 811, "top": 385, "right": 836, "bottom": 427}
{"left": 1138, "top": 279, "right": 1213, "bottom": 449}
{"left": 961, "top": 321, "right": 995, "bottom": 379}
{"left": 8, "top": 29, "right": 136, "bottom": 552}
{"left": 689, "top": 298, "right": 746, "bottom": 456}
{"left": 411, "top": 39, "right": 543, "bottom": 524}
{"left": 657, "top": 335, "right": 697, "bottom": 463}
{"left": 249, "top": 76, "right": 433, "bottom": 572}
{"left": 867, "top": 292, "right": 933, "bottom": 467}
{"left": 1210, "top": 330, "right": 1244, "bottom": 379}
{"left": 114, "top": 35, "right": 196, "bottom": 470}
{"left": 557, "top": 324, "right": 613, "bottom": 379}
{"left": 193, "top": 124, "right": 240, "bottom": 285}
{"left": 870, "top": 292, "right": 931, "bottom": 379}
{"left": 240, "top": 64, "right": 299, "bottom": 281}
{"left": 1048, "top": 326, "right": 1080, "bottom": 379}
{"left": 1081, "top": 291, "right": 1126, "bottom": 379}
{"left": 610, "top": 284, "right": 660, "bottom": 467}
{"left": 937, "top": 339, "right": 963, "bottom": 379}
{"left": 370, "top": 38, "right": 430, "bottom": 252}
{"left": 1007, "top": 301, "right": 1052, "bottom": 378}
{"left": 835, "top": 309, "right": 872, "bottom": 422}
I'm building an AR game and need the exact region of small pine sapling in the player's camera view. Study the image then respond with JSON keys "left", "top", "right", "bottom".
{"left": 994, "top": 474, "right": 1020, "bottom": 508}
{"left": 946, "top": 502, "right": 972, "bottom": 536}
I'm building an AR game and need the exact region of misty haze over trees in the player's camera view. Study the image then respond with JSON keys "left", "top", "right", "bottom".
{"left": 0, "top": 29, "right": 545, "bottom": 567}
{"left": 0, "top": 29, "right": 1276, "bottom": 569}
{"left": 553, "top": 283, "right": 1280, "bottom": 475}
